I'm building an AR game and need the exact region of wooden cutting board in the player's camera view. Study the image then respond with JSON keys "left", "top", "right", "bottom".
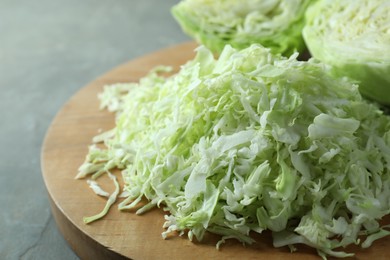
{"left": 41, "top": 41, "right": 390, "bottom": 260}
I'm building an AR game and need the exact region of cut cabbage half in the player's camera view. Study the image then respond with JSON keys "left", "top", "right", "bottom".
{"left": 172, "top": 0, "right": 312, "bottom": 56}
{"left": 303, "top": 0, "right": 390, "bottom": 105}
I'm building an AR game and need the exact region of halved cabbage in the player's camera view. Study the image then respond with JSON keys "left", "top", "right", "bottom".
{"left": 303, "top": 0, "right": 390, "bottom": 105}
{"left": 172, "top": 0, "right": 312, "bottom": 56}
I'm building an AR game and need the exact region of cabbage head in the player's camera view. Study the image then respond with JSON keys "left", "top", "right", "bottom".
{"left": 303, "top": 0, "right": 390, "bottom": 105}
{"left": 172, "top": 0, "right": 312, "bottom": 56}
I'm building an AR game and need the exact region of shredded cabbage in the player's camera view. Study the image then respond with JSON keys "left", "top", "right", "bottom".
{"left": 78, "top": 44, "right": 390, "bottom": 258}
{"left": 172, "top": 0, "right": 312, "bottom": 56}
{"left": 302, "top": 0, "right": 390, "bottom": 105}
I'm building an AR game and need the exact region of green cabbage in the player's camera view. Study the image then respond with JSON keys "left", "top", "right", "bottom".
{"left": 172, "top": 0, "right": 312, "bottom": 56}
{"left": 78, "top": 44, "right": 390, "bottom": 258}
{"left": 302, "top": 0, "right": 390, "bottom": 105}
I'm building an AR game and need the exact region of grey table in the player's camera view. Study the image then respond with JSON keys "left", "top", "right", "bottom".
{"left": 0, "top": 1, "right": 188, "bottom": 259}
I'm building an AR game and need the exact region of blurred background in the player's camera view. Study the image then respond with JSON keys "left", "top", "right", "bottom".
{"left": 0, "top": 0, "right": 188, "bottom": 259}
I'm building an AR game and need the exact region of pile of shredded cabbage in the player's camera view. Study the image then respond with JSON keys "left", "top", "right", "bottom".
{"left": 77, "top": 44, "right": 390, "bottom": 258}
{"left": 172, "top": 0, "right": 312, "bottom": 56}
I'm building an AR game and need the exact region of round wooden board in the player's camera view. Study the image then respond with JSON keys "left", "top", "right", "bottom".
{"left": 41, "top": 42, "right": 390, "bottom": 260}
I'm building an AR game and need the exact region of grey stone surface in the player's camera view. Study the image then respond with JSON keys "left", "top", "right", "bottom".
{"left": 0, "top": 0, "right": 188, "bottom": 259}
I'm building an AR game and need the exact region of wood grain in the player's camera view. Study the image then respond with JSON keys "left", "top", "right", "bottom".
{"left": 41, "top": 41, "right": 390, "bottom": 260}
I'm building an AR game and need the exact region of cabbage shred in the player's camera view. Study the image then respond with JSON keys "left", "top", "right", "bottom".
{"left": 78, "top": 44, "right": 390, "bottom": 258}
